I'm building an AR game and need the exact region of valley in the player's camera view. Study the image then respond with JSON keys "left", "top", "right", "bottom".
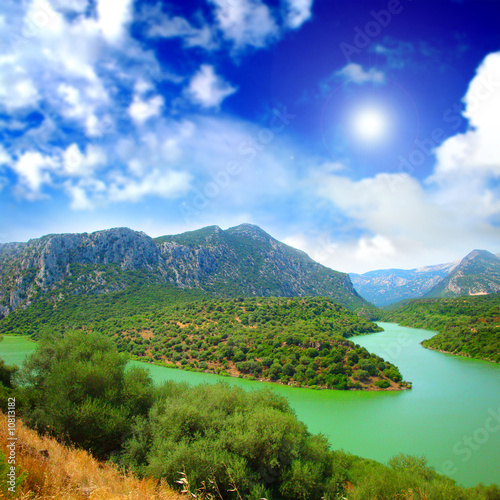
{"left": 1, "top": 225, "right": 499, "bottom": 498}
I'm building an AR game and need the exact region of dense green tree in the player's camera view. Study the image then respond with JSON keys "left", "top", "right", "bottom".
{"left": 16, "top": 330, "right": 154, "bottom": 458}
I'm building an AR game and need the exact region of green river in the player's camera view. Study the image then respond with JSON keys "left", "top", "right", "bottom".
{"left": 2, "top": 322, "right": 500, "bottom": 488}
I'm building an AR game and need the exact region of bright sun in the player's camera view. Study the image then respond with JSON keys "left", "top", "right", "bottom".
{"left": 352, "top": 108, "right": 388, "bottom": 142}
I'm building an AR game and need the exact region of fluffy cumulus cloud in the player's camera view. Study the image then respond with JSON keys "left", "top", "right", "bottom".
{"left": 62, "top": 144, "right": 106, "bottom": 177}
{"left": 208, "top": 0, "right": 279, "bottom": 51}
{"left": 96, "top": 0, "right": 133, "bottom": 43}
{"left": 431, "top": 51, "right": 500, "bottom": 183}
{"left": 12, "top": 151, "right": 60, "bottom": 199}
{"left": 282, "top": 0, "right": 313, "bottom": 29}
{"left": 128, "top": 94, "right": 164, "bottom": 125}
{"left": 186, "top": 65, "right": 238, "bottom": 108}
{"left": 0, "top": 0, "right": 309, "bottom": 215}
{"left": 0, "top": 146, "right": 12, "bottom": 166}
{"left": 0, "top": 70, "right": 39, "bottom": 112}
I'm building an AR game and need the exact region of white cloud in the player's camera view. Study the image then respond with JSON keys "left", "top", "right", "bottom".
{"left": 96, "top": 0, "right": 133, "bottom": 43}
{"left": 57, "top": 83, "right": 108, "bottom": 136}
{"left": 304, "top": 51, "right": 500, "bottom": 272}
{"left": 431, "top": 51, "right": 500, "bottom": 183}
{"left": 108, "top": 170, "right": 192, "bottom": 202}
{"left": 0, "top": 68, "right": 39, "bottom": 111}
{"left": 426, "top": 50, "right": 500, "bottom": 229}
{"left": 128, "top": 94, "right": 164, "bottom": 125}
{"left": 12, "top": 151, "right": 60, "bottom": 198}
{"left": 62, "top": 143, "right": 106, "bottom": 177}
{"left": 308, "top": 167, "right": 500, "bottom": 272}
{"left": 65, "top": 183, "right": 94, "bottom": 210}
{"left": 22, "top": 0, "right": 100, "bottom": 82}
{"left": 0, "top": 146, "right": 13, "bottom": 167}
{"left": 317, "top": 173, "right": 451, "bottom": 241}
{"left": 186, "top": 65, "right": 237, "bottom": 108}
{"left": 143, "top": 4, "right": 216, "bottom": 50}
{"left": 282, "top": 0, "right": 313, "bottom": 29}
{"left": 134, "top": 79, "right": 153, "bottom": 95}
{"left": 335, "top": 63, "right": 386, "bottom": 84}
{"left": 209, "top": 0, "right": 279, "bottom": 51}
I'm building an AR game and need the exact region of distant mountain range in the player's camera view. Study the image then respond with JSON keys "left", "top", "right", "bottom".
{"left": 0, "top": 224, "right": 372, "bottom": 319}
{"left": 350, "top": 249, "right": 500, "bottom": 306}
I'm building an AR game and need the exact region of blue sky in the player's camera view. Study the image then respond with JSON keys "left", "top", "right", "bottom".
{"left": 0, "top": 0, "right": 499, "bottom": 272}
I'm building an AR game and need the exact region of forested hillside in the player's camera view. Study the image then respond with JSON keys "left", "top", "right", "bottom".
{"left": 385, "top": 294, "right": 500, "bottom": 362}
{"left": 0, "top": 293, "right": 407, "bottom": 390}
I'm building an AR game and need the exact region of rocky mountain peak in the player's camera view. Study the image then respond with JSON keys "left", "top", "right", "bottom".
{"left": 462, "top": 249, "right": 498, "bottom": 262}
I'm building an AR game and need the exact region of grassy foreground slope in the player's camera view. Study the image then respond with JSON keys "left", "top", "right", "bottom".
{"left": 0, "top": 414, "right": 183, "bottom": 500}
{"left": 385, "top": 294, "right": 500, "bottom": 362}
{"left": 0, "top": 292, "right": 408, "bottom": 390}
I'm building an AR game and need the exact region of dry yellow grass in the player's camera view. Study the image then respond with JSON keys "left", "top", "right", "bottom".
{"left": 0, "top": 412, "right": 184, "bottom": 500}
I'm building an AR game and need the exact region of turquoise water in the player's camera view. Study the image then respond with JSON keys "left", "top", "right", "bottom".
{"left": 0, "top": 335, "right": 36, "bottom": 365}
{"left": 2, "top": 323, "right": 500, "bottom": 487}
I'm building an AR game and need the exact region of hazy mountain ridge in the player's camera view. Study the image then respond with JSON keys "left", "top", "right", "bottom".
{"left": 351, "top": 249, "right": 499, "bottom": 306}
{"left": 349, "top": 261, "right": 459, "bottom": 307}
{"left": 0, "top": 224, "right": 371, "bottom": 318}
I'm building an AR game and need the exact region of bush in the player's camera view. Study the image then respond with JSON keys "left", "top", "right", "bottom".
{"left": 355, "top": 370, "right": 370, "bottom": 381}
{"left": 16, "top": 331, "right": 154, "bottom": 459}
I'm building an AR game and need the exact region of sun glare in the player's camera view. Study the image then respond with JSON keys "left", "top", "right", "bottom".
{"left": 352, "top": 107, "right": 388, "bottom": 142}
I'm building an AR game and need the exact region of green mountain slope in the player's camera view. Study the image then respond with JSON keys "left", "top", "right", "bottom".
{"left": 385, "top": 294, "right": 500, "bottom": 362}
{"left": 0, "top": 224, "right": 373, "bottom": 318}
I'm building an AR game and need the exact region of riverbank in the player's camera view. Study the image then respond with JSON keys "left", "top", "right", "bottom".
{"left": 2, "top": 324, "right": 500, "bottom": 488}
{"left": 129, "top": 354, "right": 411, "bottom": 391}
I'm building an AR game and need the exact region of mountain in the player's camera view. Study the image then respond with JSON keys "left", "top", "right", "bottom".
{"left": 424, "top": 249, "right": 500, "bottom": 298}
{"left": 350, "top": 249, "right": 500, "bottom": 306}
{"left": 349, "top": 261, "right": 459, "bottom": 307}
{"left": 0, "top": 224, "right": 372, "bottom": 318}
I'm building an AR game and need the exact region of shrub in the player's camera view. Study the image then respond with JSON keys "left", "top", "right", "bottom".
{"left": 122, "top": 383, "right": 340, "bottom": 500}
{"left": 16, "top": 331, "right": 154, "bottom": 459}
